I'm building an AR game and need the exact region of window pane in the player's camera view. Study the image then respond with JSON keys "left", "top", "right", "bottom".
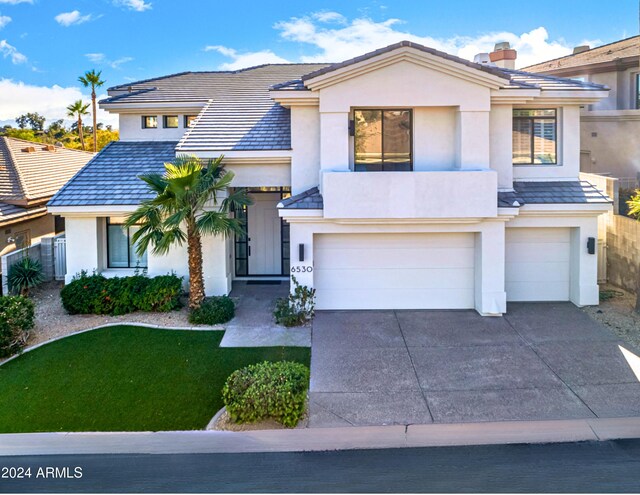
{"left": 164, "top": 116, "right": 179, "bottom": 128}
{"left": 128, "top": 226, "right": 147, "bottom": 268}
{"left": 143, "top": 116, "right": 157, "bottom": 129}
{"left": 512, "top": 118, "right": 532, "bottom": 164}
{"left": 185, "top": 115, "right": 197, "bottom": 127}
{"left": 383, "top": 110, "right": 411, "bottom": 165}
{"left": 513, "top": 109, "right": 556, "bottom": 118}
{"left": 355, "top": 110, "right": 382, "bottom": 166}
{"left": 108, "top": 225, "right": 129, "bottom": 268}
{"left": 533, "top": 119, "right": 557, "bottom": 163}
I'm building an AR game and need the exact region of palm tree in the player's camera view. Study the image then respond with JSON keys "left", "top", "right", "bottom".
{"left": 124, "top": 155, "right": 252, "bottom": 309}
{"left": 78, "top": 69, "right": 105, "bottom": 153}
{"left": 66, "top": 100, "right": 90, "bottom": 150}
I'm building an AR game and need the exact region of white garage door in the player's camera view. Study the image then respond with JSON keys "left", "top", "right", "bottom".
{"left": 313, "top": 233, "right": 475, "bottom": 310}
{"left": 506, "top": 228, "right": 571, "bottom": 302}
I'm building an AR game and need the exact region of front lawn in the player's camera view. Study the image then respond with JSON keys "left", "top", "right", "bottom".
{"left": 0, "top": 326, "right": 310, "bottom": 433}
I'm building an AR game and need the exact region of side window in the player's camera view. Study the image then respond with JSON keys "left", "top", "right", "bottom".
{"left": 512, "top": 109, "right": 557, "bottom": 165}
{"left": 142, "top": 116, "right": 158, "bottom": 129}
{"left": 184, "top": 115, "right": 198, "bottom": 128}
{"left": 163, "top": 116, "right": 179, "bottom": 128}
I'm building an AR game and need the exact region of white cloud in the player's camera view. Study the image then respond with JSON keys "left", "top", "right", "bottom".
{"left": 0, "top": 79, "right": 119, "bottom": 128}
{"left": 0, "top": 15, "right": 11, "bottom": 29}
{"left": 85, "top": 52, "right": 133, "bottom": 69}
{"left": 0, "top": 39, "right": 26, "bottom": 64}
{"left": 114, "top": 0, "right": 151, "bottom": 12}
{"left": 0, "top": 0, "right": 32, "bottom": 4}
{"left": 204, "top": 45, "right": 290, "bottom": 70}
{"left": 54, "top": 10, "right": 94, "bottom": 27}
{"left": 273, "top": 13, "right": 598, "bottom": 69}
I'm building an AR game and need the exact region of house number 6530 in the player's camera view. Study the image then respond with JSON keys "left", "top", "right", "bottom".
{"left": 291, "top": 266, "right": 313, "bottom": 273}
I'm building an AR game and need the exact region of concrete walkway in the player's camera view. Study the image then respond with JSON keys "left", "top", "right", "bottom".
{"left": 310, "top": 303, "right": 640, "bottom": 427}
{"left": 220, "top": 281, "right": 311, "bottom": 347}
{"left": 2, "top": 417, "right": 640, "bottom": 456}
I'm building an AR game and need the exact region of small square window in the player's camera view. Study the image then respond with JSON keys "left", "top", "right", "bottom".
{"left": 185, "top": 115, "right": 198, "bottom": 128}
{"left": 163, "top": 116, "right": 179, "bottom": 128}
{"left": 142, "top": 116, "right": 157, "bottom": 129}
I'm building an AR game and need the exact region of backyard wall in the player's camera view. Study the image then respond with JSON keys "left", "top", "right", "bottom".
{"left": 581, "top": 172, "right": 640, "bottom": 293}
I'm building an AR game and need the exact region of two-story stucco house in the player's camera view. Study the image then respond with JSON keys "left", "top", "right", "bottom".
{"left": 48, "top": 41, "right": 612, "bottom": 316}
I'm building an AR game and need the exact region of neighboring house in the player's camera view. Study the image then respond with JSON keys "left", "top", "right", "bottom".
{"left": 0, "top": 137, "right": 93, "bottom": 257}
{"left": 48, "top": 41, "right": 612, "bottom": 316}
{"left": 524, "top": 36, "right": 640, "bottom": 178}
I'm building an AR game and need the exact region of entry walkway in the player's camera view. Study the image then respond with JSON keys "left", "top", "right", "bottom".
{"left": 309, "top": 303, "right": 640, "bottom": 427}
{"left": 220, "top": 281, "right": 311, "bottom": 348}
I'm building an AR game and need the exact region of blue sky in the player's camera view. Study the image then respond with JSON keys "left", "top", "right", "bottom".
{"left": 0, "top": 0, "right": 638, "bottom": 127}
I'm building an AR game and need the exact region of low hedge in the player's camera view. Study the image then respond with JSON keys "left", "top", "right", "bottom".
{"left": 60, "top": 271, "right": 183, "bottom": 316}
{"left": 222, "top": 361, "right": 310, "bottom": 427}
{"left": 0, "top": 296, "right": 35, "bottom": 358}
{"left": 189, "top": 296, "right": 235, "bottom": 325}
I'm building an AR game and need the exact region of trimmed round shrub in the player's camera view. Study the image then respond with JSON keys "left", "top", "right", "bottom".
{"left": 60, "top": 271, "right": 183, "bottom": 316}
{"left": 189, "top": 296, "right": 235, "bottom": 325}
{"left": 0, "top": 295, "right": 35, "bottom": 358}
{"left": 222, "top": 361, "right": 310, "bottom": 427}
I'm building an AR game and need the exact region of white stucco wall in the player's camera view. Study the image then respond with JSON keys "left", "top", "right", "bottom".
{"left": 64, "top": 217, "right": 99, "bottom": 283}
{"left": 290, "top": 106, "right": 321, "bottom": 194}
{"left": 118, "top": 113, "right": 195, "bottom": 142}
{"left": 413, "top": 107, "right": 456, "bottom": 170}
{"left": 490, "top": 104, "right": 514, "bottom": 189}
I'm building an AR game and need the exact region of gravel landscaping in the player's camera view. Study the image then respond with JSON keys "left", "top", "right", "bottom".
{"left": 28, "top": 281, "right": 214, "bottom": 346}
{"left": 583, "top": 284, "right": 640, "bottom": 351}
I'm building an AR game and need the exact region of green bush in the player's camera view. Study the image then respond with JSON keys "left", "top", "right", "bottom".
{"left": 222, "top": 361, "right": 310, "bottom": 427}
{"left": 0, "top": 296, "right": 35, "bottom": 358}
{"left": 8, "top": 257, "right": 43, "bottom": 296}
{"left": 189, "top": 296, "right": 235, "bottom": 325}
{"left": 60, "top": 271, "right": 182, "bottom": 316}
{"left": 273, "top": 276, "right": 316, "bottom": 327}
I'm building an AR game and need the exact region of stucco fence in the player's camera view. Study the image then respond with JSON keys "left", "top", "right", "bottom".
{"left": 1, "top": 233, "right": 66, "bottom": 294}
{"left": 581, "top": 172, "right": 640, "bottom": 293}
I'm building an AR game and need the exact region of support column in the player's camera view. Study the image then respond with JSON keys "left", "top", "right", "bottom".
{"left": 202, "top": 234, "right": 231, "bottom": 296}
{"left": 288, "top": 222, "right": 314, "bottom": 292}
{"left": 570, "top": 219, "right": 599, "bottom": 306}
{"left": 319, "top": 112, "right": 350, "bottom": 175}
{"left": 64, "top": 217, "right": 99, "bottom": 284}
{"left": 456, "top": 110, "right": 490, "bottom": 170}
{"left": 475, "top": 221, "right": 507, "bottom": 315}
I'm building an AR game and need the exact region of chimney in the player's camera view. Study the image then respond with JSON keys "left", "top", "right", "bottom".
{"left": 573, "top": 45, "right": 590, "bottom": 55}
{"left": 489, "top": 41, "right": 517, "bottom": 70}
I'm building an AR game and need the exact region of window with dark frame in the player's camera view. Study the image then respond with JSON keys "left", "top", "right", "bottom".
{"left": 163, "top": 115, "right": 179, "bottom": 128}
{"left": 354, "top": 109, "right": 412, "bottom": 171}
{"left": 185, "top": 115, "right": 198, "bottom": 128}
{"left": 142, "top": 116, "right": 158, "bottom": 129}
{"left": 106, "top": 219, "right": 148, "bottom": 269}
{"left": 636, "top": 74, "right": 640, "bottom": 110}
{"left": 512, "top": 109, "right": 557, "bottom": 165}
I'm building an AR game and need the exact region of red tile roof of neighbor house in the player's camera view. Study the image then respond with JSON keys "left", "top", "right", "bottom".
{"left": 523, "top": 35, "right": 640, "bottom": 73}
{"left": 0, "top": 137, "right": 93, "bottom": 225}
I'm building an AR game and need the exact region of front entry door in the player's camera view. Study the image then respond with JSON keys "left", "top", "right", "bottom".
{"left": 247, "top": 193, "right": 282, "bottom": 275}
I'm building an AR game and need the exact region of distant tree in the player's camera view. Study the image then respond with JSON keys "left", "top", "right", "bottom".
{"left": 46, "top": 119, "right": 67, "bottom": 140}
{"left": 78, "top": 69, "right": 105, "bottom": 153}
{"left": 66, "top": 100, "right": 90, "bottom": 151}
{"left": 15, "top": 112, "right": 46, "bottom": 132}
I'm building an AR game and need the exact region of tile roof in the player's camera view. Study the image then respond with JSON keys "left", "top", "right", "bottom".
{"left": 0, "top": 203, "right": 47, "bottom": 226}
{"left": 498, "top": 181, "right": 612, "bottom": 207}
{"left": 174, "top": 65, "right": 328, "bottom": 152}
{"left": 499, "top": 69, "right": 607, "bottom": 91}
{"left": 278, "top": 187, "right": 323, "bottom": 209}
{"left": 523, "top": 35, "right": 640, "bottom": 73}
{"left": 48, "top": 141, "right": 178, "bottom": 207}
{"left": 0, "top": 137, "right": 93, "bottom": 204}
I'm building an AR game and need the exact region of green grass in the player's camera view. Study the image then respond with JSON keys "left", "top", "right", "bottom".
{"left": 0, "top": 326, "right": 310, "bottom": 433}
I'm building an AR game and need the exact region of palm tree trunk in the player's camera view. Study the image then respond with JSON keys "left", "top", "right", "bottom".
{"left": 91, "top": 88, "right": 97, "bottom": 152}
{"left": 187, "top": 221, "right": 206, "bottom": 309}
{"left": 78, "top": 116, "right": 85, "bottom": 150}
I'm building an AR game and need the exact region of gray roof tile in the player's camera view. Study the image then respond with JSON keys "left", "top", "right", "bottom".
{"left": 278, "top": 187, "right": 323, "bottom": 210}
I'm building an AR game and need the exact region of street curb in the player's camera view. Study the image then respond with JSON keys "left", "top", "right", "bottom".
{"left": 0, "top": 322, "right": 224, "bottom": 367}
{"left": 2, "top": 417, "right": 640, "bottom": 456}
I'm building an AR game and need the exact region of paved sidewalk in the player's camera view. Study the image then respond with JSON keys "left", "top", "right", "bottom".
{"left": 2, "top": 417, "right": 640, "bottom": 456}
{"left": 220, "top": 281, "right": 310, "bottom": 347}
{"left": 310, "top": 303, "right": 640, "bottom": 427}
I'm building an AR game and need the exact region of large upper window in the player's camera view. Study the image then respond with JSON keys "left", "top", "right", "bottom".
{"left": 107, "top": 220, "right": 147, "bottom": 269}
{"left": 513, "top": 109, "right": 557, "bottom": 165}
{"left": 354, "top": 109, "right": 412, "bottom": 171}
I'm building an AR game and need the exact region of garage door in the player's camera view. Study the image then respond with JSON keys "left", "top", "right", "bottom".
{"left": 313, "top": 233, "right": 475, "bottom": 310}
{"left": 506, "top": 228, "right": 571, "bottom": 302}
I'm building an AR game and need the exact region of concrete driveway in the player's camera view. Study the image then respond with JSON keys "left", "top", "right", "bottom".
{"left": 309, "top": 303, "right": 640, "bottom": 427}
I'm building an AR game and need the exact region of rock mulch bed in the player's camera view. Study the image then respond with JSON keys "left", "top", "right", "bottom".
{"left": 28, "top": 281, "right": 213, "bottom": 347}
{"left": 583, "top": 284, "right": 640, "bottom": 351}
